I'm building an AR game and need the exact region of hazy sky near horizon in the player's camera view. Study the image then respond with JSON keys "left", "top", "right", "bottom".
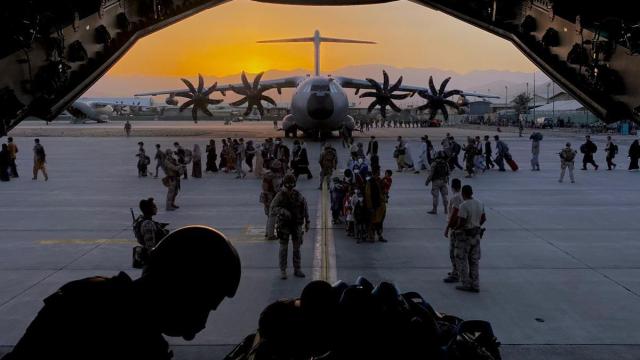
{"left": 107, "top": 0, "right": 536, "bottom": 77}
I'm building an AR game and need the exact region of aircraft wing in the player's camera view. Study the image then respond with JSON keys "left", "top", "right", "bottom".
{"left": 134, "top": 76, "right": 306, "bottom": 97}
{"left": 334, "top": 76, "right": 500, "bottom": 99}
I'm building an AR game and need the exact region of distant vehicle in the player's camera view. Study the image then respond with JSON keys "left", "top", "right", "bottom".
{"left": 535, "top": 117, "right": 554, "bottom": 129}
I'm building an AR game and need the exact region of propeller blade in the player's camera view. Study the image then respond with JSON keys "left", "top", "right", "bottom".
{"left": 192, "top": 106, "right": 199, "bottom": 122}
{"left": 201, "top": 106, "right": 213, "bottom": 117}
{"left": 441, "top": 105, "right": 449, "bottom": 121}
{"left": 277, "top": 87, "right": 282, "bottom": 95}
{"left": 416, "top": 103, "right": 429, "bottom": 112}
{"left": 176, "top": 92, "right": 194, "bottom": 100}
{"left": 230, "top": 98, "right": 249, "bottom": 107}
{"left": 253, "top": 72, "right": 264, "bottom": 91}
{"left": 220, "top": 90, "right": 226, "bottom": 96}
{"left": 443, "top": 99, "right": 459, "bottom": 109}
{"left": 390, "top": 93, "right": 410, "bottom": 100}
{"left": 359, "top": 91, "right": 379, "bottom": 98}
{"left": 442, "top": 89, "right": 463, "bottom": 98}
{"left": 197, "top": 74, "right": 204, "bottom": 93}
{"left": 179, "top": 99, "right": 194, "bottom": 112}
{"left": 382, "top": 70, "right": 390, "bottom": 90}
{"left": 365, "top": 78, "right": 383, "bottom": 93}
{"left": 241, "top": 71, "right": 251, "bottom": 89}
{"left": 203, "top": 82, "right": 218, "bottom": 96}
{"left": 389, "top": 101, "right": 402, "bottom": 113}
{"left": 428, "top": 109, "right": 437, "bottom": 120}
{"left": 355, "top": 88, "right": 360, "bottom": 95}
{"left": 207, "top": 98, "right": 224, "bottom": 105}
{"left": 428, "top": 76, "right": 437, "bottom": 96}
{"left": 367, "top": 100, "right": 379, "bottom": 113}
{"left": 261, "top": 95, "right": 277, "bottom": 107}
{"left": 389, "top": 76, "right": 403, "bottom": 92}
{"left": 243, "top": 104, "right": 254, "bottom": 116}
{"left": 438, "top": 77, "right": 451, "bottom": 96}
{"left": 230, "top": 87, "right": 248, "bottom": 96}
{"left": 380, "top": 105, "right": 387, "bottom": 119}
{"left": 181, "top": 78, "right": 197, "bottom": 94}
{"left": 256, "top": 102, "right": 265, "bottom": 117}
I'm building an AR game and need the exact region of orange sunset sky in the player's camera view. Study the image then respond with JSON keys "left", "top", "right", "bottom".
{"left": 106, "top": 0, "right": 536, "bottom": 77}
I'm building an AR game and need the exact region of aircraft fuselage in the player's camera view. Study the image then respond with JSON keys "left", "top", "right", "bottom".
{"left": 288, "top": 76, "right": 351, "bottom": 133}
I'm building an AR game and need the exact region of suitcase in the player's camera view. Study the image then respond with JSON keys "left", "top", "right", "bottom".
{"left": 506, "top": 158, "right": 518, "bottom": 171}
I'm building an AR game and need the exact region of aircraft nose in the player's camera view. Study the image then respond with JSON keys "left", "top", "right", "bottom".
{"left": 307, "top": 92, "right": 334, "bottom": 120}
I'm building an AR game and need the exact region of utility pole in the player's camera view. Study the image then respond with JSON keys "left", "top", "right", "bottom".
{"left": 505, "top": 86, "right": 508, "bottom": 105}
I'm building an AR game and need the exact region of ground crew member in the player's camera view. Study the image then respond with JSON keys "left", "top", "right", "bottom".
{"left": 7, "top": 137, "right": 18, "bottom": 178}
{"left": 454, "top": 185, "right": 486, "bottom": 293}
{"left": 269, "top": 174, "right": 310, "bottom": 279}
{"left": 443, "top": 178, "right": 463, "bottom": 283}
{"left": 2, "top": 226, "right": 241, "bottom": 360}
{"left": 32, "top": 138, "right": 48, "bottom": 181}
{"left": 318, "top": 144, "right": 337, "bottom": 190}
{"left": 163, "top": 149, "right": 182, "bottom": 210}
{"left": 426, "top": 151, "right": 450, "bottom": 215}
{"left": 559, "top": 142, "right": 577, "bottom": 183}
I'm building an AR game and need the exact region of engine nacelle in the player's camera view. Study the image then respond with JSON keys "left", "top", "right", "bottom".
{"left": 282, "top": 114, "right": 296, "bottom": 131}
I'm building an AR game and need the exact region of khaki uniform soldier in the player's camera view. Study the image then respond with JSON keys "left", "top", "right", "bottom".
{"left": 426, "top": 151, "right": 450, "bottom": 215}
{"left": 32, "top": 138, "right": 48, "bottom": 181}
{"left": 318, "top": 144, "right": 337, "bottom": 190}
{"left": 443, "top": 178, "right": 463, "bottom": 283}
{"left": 454, "top": 185, "right": 486, "bottom": 293}
{"left": 559, "top": 142, "right": 577, "bottom": 183}
{"left": 260, "top": 168, "right": 283, "bottom": 240}
{"left": 163, "top": 149, "right": 182, "bottom": 211}
{"left": 269, "top": 175, "right": 310, "bottom": 279}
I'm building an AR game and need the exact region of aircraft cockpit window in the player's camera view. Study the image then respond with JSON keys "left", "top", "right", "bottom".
{"left": 311, "top": 84, "right": 330, "bottom": 92}
{"left": 329, "top": 81, "right": 341, "bottom": 93}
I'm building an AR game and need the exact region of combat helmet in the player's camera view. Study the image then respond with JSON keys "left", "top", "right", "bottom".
{"left": 147, "top": 225, "right": 241, "bottom": 300}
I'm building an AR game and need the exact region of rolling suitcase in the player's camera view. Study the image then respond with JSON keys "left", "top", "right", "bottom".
{"left": 506, "top": 158, "right": 518, "bottom": 171}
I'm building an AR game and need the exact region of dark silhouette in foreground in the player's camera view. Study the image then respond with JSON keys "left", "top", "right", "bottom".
{"left": 3, "top": 226, "right": 241, "bottom": 360}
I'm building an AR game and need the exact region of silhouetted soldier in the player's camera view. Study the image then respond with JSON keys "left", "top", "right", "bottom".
{"left": 2, "top": 226, "right": 241, "bottom": 360}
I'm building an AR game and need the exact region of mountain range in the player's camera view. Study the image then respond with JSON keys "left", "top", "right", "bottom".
{"left": 87, "top": 65, "right": 562, "bottom": 105}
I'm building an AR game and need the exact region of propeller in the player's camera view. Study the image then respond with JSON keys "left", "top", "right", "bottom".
{"left": 175, "top": 74, "right": 223, "bottom": 123}
{"left": 416, "top": 76, "right": 462, "bottom": 121}
{"left": 229, "top": 71, "right": 277, "bottom": 117}
{"left": 358, "top": 70, "right": 410, "bottom": 118}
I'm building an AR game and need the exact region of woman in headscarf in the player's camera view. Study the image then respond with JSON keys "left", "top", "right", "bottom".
{"left": 629, "top": 139, "right": 640, "bottom": 171}
{"left": 205, "top": 139, "right": 218, "bottom": 172}
{"left": 226, "top": 139, "right": 237, "bottom": 172}
{"left": 192, "top": 144, "right": 202, "bottom": 178}
{"left": 254, "top": 141, "right": 264, "bottom": 178}
{"left": 292, "top": 140, "right": 312, "bottom": 180}
{"left": 0, "top": 144, "right": 11, "bottom": 181}
{"left": 219, "top": 139, "right": 228, "bottom": 171}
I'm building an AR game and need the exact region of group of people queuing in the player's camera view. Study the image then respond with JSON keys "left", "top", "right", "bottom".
{"left": 326, "top": 137, "right": 394, "bottom": 244}
{"left": 0, "top": 137, "right": 48, "bottom": 182}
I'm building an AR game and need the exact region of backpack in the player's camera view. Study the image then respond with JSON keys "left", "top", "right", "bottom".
{"left": 143, "top": 155, "right": 151, "bottom": 166}
{"left": 132, "top": 216, "right": 168, "bottom": 247}
{"left": 561, "top": 148, "right": 576, "bottom": 162}
{"left": 322, "top": 149, "right": 336, "bottom": 168}
{"left": 432, "top": 160, "right": 450, "bottom": 180}
{"left": 580, "top": 144, "right": 587, "bottom": 154}
{"left": 452, "top": 142, "right": 461, "bottom": 155}
{"left": 498, "top": 141, "right": 508, "bottom": 154}
{"left": 35, "top": 145, "right": 46, "bottom": 159}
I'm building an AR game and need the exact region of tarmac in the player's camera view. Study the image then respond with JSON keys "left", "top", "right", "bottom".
{"left": 1, "top": 121, "right": 640, "bottom": 359}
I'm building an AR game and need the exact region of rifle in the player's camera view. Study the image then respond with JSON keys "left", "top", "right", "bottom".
{"left": 130, "top": 208, "right": 136, "bottom": 223}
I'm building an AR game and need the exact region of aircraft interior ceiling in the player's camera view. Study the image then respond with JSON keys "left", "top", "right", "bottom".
{"left": 1, "top": 0, "right": 639, "bottom": 135}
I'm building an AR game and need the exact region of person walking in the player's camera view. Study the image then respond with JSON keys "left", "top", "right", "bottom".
{"left": 454, "top": 185, "right": 486, "bottom": 293}
{"left": 32, "top": 138, "right": 48, "bottom": 181}
{"left": 580, "top": 135, "right": 599, "bottom": 170}
{"left": 245, "top": 140, "right": 256, "bottom": 173}
{"left": 136, "top": 142, "right": 149, "bottom": 177}
{"left": 604, "top": 136, "right": 618, "bottom": 170}
{"left": 443, "top": 178, "right": 463, "bottom": 283}
{"left": 0, "top": 144, "right": 10, "bottom": 182}
{"left": 448, "top": 137, "right": 463, "bottom": 171}
{"left": 318, "top": 144, "right": 337, "bottom": 189}
{"left": 494, "top": 135, "right": 507, "bottom": 172}
{"left": 292, "top": 140, "right": 312, "bottom": 180}
{"left": 463, "top": 137, "right": 476, "bottom": 178}
{"left": 559, "top": 142, "right": 577, "bottom": 183}
{"left": 7, "top": 137, "right": 18, "bottom": 177}
{"left": 205, "top": 139, "right": 218, "bottom": 173}
{"left": 395, "top": 136, "right": 406, "bottom": 172}
{"left": 174, "top": 142, "right": 189, "bottom": 179}
{"left": 366, "top": 136, "right": 378, "bottom": 158}
{"left": 530, "top": 132, "right": 542, "bottom": 171}
{"left": 426, "top": 151, "right": 450, "bottom": 215}
{"left": 484, "top": 135, "right": 495, "bottom": 170}
{"left": 192, "top": 144, "right": 202, "bottom": 178}
{"left": 235, "top": 138, "right": 246, "bottom": 179}
{"left": 153, "top": 144, "right": 165, "bottom": 178}
{"left": 628, "top": 140, "right": 640, "bottom": 171}
{"left": 163, "top": 149, "right": 182, "bottom": 210}
{"left": 124, "top": 120, "right": 131, "bottom": 137}
{"left": 269, "top": 174, "right": 310, "bottom": 279}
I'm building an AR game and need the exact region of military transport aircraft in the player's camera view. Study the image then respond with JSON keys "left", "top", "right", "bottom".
{"left": 135, "top": 30, "right": 498, "bottom": 137}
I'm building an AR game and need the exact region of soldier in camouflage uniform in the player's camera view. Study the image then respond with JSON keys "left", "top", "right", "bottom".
{"left": 163, "top": 149, "right": 183, "bottom": 211}
{"left": 559, "top": 142, "right": 577, "bottom": 183}
{"left": 426, "top": 151, "right": 450, "bottom": 215}
{"left": 269, "top": 174, "right": 310, "bottom": 279}
{"left": 454, "top": 185, "right": 486, "bottom": 293}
